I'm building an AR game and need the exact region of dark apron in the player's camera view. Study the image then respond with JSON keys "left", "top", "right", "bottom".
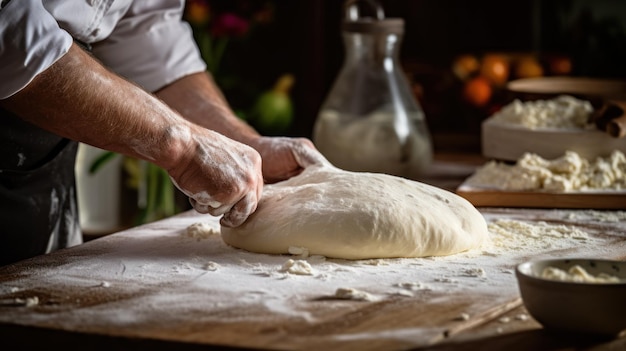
{"left": 0, "top": 108, "right": 81, "bottom": 266}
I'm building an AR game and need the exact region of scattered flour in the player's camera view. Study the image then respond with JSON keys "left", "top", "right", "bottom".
{"left": 24, "top": 297, "right": 39, "bottom": 307}
{"left": 361, "top": 259, "right": 390, "bottom": 266}
{"left": 514, "top": 313, "right": 529, "bottom": 321}
{"left": 564, "top": 210, "right": 626, "bottom": 223}
{"left": 1, "top": 296, "right": 40, "bottom": 307}
{"left": 486, "top": 219, "right": 592, "bottom": 253}
{"left": 455, "top": 313, "right": 470, "bottom": 321}
{"left": 463, "top": 268, "right": 487, "bottom": 278}
{"left": 466, "top": 150, "right": 626, "bottom": 191}
{"left": 393, "top": 290, "right": 415, "bottom": 297}
{"left": 395, "top": 282, "right": 430, "bottom": 291}
{"left": 1, "top": 209, "right": 624, "bottom": 348}
{"left": 334, "top": 288, "right": 376, "bottom": 301}
{"left": 204, "top": 262, "right": 220, "bottom": 271}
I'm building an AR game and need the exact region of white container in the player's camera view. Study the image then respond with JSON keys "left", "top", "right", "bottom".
{"left": 74, "top": 143, "right": 122, "bottom": 234}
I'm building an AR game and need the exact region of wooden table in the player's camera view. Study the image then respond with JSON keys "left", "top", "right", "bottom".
{"left": 1, "top": 154, "right": 625, "bottom": 351}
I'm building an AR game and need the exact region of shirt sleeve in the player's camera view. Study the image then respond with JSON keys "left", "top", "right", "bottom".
{"left": 90, "top": 1, "right": 207, "bottom": 93}
{"left": 0, "top": 0, "right": 73, "bottom": 99}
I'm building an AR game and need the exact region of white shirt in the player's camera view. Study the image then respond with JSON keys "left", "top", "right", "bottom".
{"left": 0, "top": 0, "right": 207, "bottom": 99}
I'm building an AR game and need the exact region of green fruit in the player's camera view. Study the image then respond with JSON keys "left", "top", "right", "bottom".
{"left": 252, "top": 74, "right": 294, "bottom": 133}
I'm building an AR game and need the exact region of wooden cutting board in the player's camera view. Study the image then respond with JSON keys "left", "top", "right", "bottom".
{"left": 456, "top": 184, "right": 626, "bottom": 209}
{"left": 1, "top": 209, "right": 625, "bottom": 350}
{"left": 506, "top": 77, "right": 626, "bottom": 100}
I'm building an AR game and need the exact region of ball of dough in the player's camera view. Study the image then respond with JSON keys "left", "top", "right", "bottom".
{"left": 221, "top": 165, "right": 488, "bottom": 259}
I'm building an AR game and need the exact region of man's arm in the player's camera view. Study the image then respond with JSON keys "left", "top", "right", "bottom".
{"left": 155, "top": 71, "right": 328, "bottom": 183}
{"left": 0, "top": 43, "right": 263, "bottom": 227}
{"left": 154, "top": 71, "right": 260, "bottom": 148}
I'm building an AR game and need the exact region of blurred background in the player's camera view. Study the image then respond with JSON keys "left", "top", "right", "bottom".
{"left": 78, "top": 0, "right": 626, "bottom": 234}
{"left": 184, "top": 0, "right": 626, "bottom": 152}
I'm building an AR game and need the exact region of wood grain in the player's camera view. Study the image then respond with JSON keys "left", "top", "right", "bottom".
{"left": 1, "top": 208, "right": 625, "bottom": 350}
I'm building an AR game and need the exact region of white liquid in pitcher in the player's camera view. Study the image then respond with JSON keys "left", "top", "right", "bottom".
{"left": 313, "top": 110, "right": 432, "bottom": 180}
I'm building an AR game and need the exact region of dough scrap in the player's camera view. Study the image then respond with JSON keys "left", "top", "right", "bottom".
{"left": 186, "top": 222, "right": 219, "bottom": 240}
{"left": 221, "top": 164, "right": 488, "bottom": 260}
{"left": 334, "top": 288, "right": 376, "bottom": 301}
{"left": 280, "top": 259, "right": 314, "bottom": 275}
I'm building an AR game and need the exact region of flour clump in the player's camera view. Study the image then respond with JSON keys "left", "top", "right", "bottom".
{"left": 221, "top": 164, "right": 488, "bottom": 260}
{"left": 186, "top": 222, "right": 220, "bottom": 240}
{"left": 489, "top": 95, "right": 594, "bottom": 130}
{"left": 280, "top": 259, "right": 314, "bottom": 275}
{"left": 540, "top": 265, "right": 621, "bottom": 283}
{"left": 334, "top": 288, "right": 376, "bottom": 301}
{"left": 466, "top": 150, "right": 626, "bottom": 191}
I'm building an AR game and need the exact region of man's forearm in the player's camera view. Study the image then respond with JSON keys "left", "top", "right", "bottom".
{"left": 0, "top": 43, "right": 193, "bottom": 171}
{"left": 155, "top": 71, "right": 261, "bottom": 147}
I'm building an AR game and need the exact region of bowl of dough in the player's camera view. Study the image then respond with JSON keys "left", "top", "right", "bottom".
{"left": 516, "top": 258, "right": 626, "bottom": 337}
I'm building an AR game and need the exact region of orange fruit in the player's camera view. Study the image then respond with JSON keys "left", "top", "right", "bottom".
{"left": 463, "top": 76, "right": 492, "bottom": 107}
{"left": 452, "top": 54, "right": 480, "bottom": 81}
{"left": 547, "top": 56, "right": 572, "bottom": 75}
{"left": 185, "top": 0, "right": 211, "bottom": 26}
{"left": 480, "top": 54, "right": 510, "bottom": 87}
{"left": 514, "top": 57, "right": 544, "bottom": 78}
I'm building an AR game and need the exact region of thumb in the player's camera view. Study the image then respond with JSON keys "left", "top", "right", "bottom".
{"left": 292, "top": 143, "right": 331, "bottom": 168}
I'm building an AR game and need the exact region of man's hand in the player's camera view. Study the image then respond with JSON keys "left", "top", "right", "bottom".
{"left": 251, "top": 136, "right": 330, "bottom": 183}
{"left": 155, "top": 72, "right": 330, "bottom": 185}
{"left": 168, "top": 127, "right": 264, "bottom": 227}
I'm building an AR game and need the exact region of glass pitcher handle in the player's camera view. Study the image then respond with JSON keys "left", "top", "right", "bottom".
{"left": 344, "top": 0, "right": 385, "bottom": 21}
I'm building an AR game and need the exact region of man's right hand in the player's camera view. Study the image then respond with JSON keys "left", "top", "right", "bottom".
{"left": 168, "top": 127, "right": 264, "bottom": 228}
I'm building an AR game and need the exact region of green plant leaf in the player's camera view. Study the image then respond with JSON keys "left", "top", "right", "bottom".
{"left": 159, "top": 168, "right": 176, "bottom": 217}
{"left": 89, "top": 151, "right": 119, "bottom": 174}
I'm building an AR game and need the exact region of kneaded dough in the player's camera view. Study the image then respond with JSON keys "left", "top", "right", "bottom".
{"left": 221, "top": 164, "right": 489, "bottom": 259}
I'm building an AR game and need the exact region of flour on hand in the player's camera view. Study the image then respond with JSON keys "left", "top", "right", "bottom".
{"left": 221, "top": 164, "right": 488, "bottom": 260}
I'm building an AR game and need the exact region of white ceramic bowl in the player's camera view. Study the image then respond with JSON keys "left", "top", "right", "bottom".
{"left": 516, "top": 258, "right": 626, "bottom": 337}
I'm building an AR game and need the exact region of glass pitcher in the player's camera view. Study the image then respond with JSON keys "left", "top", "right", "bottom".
{"left": 313, "top": 0, "right": 433, "bottom": 180}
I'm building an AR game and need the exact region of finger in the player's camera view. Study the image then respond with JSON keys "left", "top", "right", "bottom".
{"left": 189, "top": 198, "right": 209, "bottom": 213}
{"left": 220, "top": 191, "right": 258, "bottom": 227}
{"left": 189, "top": 197, "right": 232, "bottom": 216}
{"left": 292, "top": 142, "right": 330, "bottom": 168}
